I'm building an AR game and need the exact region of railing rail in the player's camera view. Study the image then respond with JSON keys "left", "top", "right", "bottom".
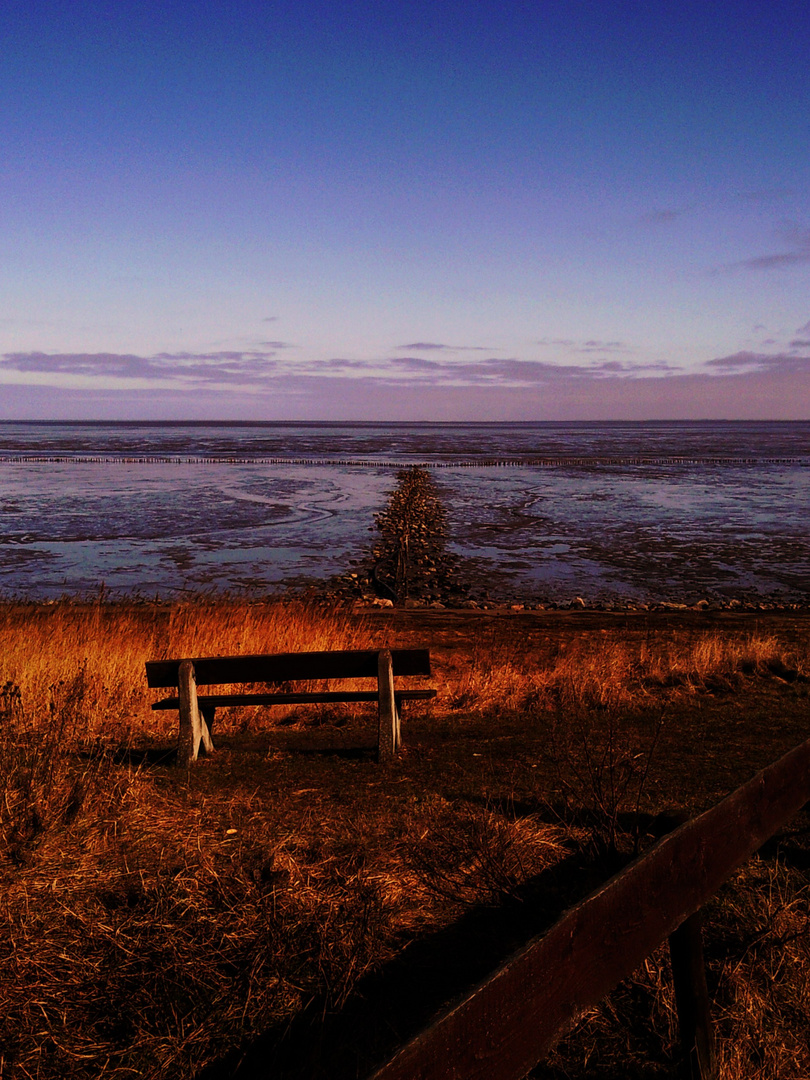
{"left": 368, "top": 733, "right": 810, "bottom": 1080}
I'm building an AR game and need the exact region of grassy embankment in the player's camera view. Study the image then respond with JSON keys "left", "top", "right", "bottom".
{"left": 1, "top": 599, "right": 809, "bottom": 1079}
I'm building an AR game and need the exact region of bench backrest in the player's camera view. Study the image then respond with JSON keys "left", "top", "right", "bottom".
{"left": 145, "top": 648, "right": 431, "bottom": 689}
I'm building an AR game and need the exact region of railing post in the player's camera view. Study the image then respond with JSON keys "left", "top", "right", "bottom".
{"left": 662, "top": 811, "right": 717, "bottom": 1080}
{"left": 669, "top": 910, "right": 717, "bottom": 1080}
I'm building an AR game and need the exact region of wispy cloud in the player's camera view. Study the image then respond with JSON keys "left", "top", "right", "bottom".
{"left": 389, "top": 356, "right": 444, "bottom": 370}
{"left": 4, "top": 343, "right": 808, "bottom": 406}
{"left": 457, "top": 358, "right": 675, "bottom": 385}
{"left": 592, "top": 359, "right": 674, "bottom": 373}
{"left": 289, "top": 355, "right": 678, "bottom": 388}
{"left": 316, "top": 358, "right": 379, "bottom": 371}
{"left": 1, "top": 348, "right": 678, "bottom": 392}
{"left": 4, "top": 344, "right": 810, "bottom": 421}
{"left": 640, "top": 208, "right": 683, "bottom": 225}
{"left": 395, "top": 342, "right": 491, "bottom": 351}
{"left": 737, "top": 187, "right": 794, "bottom": 202}
{"left": 537, "top": 337, "right": 632, "bottom": 354}
{"left": 736, "top": 249, "right": 810, "bottom": 271}
{"left": 0, "top": 350, "right": 279, "bottom": 386}
{"left": 578, "top": 340, "right": 631, "bottom": 353}
{"left": 262, "top": 316, "right": 279, "bottom": 323}
{"left": 719, "top": 226, "right": 810, "bottom": 272}
{"left": 706, "top": 350, "right": 810, "bottom": 375}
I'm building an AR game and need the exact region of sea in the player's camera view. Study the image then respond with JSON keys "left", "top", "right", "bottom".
{"left": 0, "top": 420, "right": 808, "bottom": 604}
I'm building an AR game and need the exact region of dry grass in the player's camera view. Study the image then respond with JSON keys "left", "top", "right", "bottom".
{"left": 540, "top": 857, "right": 810, "bottom": 1079}
{"left": 712, "top": 857, "right": 810, "bottom": 1078}
{"left": 449, "top": 629, "right": 808, "bottom": 714}
{"left": 0, "top": 598, "right": 366, "bottom": 742}
{"left": 407, "top": 799, "right": 571, "bottom": 909}
{"left": 1, "top": 598, "right": 802, "bottom": 739}
{"left": 0, "top": 601, "right": 808, "bottom": 1078}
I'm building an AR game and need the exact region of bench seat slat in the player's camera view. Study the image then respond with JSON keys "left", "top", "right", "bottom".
{"left": 151, "top": 689, "right": 437, "bottom": 711}
{"left": 145, "top": 648, "right": 431, "bottom": 688}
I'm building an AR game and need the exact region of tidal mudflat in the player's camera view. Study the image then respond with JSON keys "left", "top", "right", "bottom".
{"left": 1, "top": 420, "right": 809, "bottom": 604}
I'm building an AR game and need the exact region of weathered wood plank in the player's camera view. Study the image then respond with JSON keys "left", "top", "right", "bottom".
{"left": 369, "top": 733, "right": 810, "bottom": 1080}
{"left": 377, "top": 650, "right": 397, "bottom": 763}
{"left": 151, "top": 689, "right": 437, "bottom": 710}
{"left": 146, "top": 649, "right": 431, "bottom": 689}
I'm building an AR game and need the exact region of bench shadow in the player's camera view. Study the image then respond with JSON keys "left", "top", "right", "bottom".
{"left": 196, "top": 847, "right": 609, "bottom": 1080}
{"left": 264, "top": 728, "right": 378, "bottom": 759}
{"left": 77, "top": 745, "right": 178, "bottom": 767}
{"left": 80, "top": 732, "right": 380, "bottom": 770}
{"left": 277, "top": 744, "right": 376, "bottom": 761}
{"left": 115, "top": 746, "right": 177, "bottom": 767}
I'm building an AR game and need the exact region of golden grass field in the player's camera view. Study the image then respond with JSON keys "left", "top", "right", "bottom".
{"left": 1, "top": 600, "right": 809, "bottom": 1079}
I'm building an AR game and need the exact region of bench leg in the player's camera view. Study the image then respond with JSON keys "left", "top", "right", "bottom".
{"left": 178, "top": 660, "right": 214, "bottom": 765}
{"left": 377, "top": 650, "right": 399, "bottom": 763}
{"left": 394, "top": 694, "right": 403, "bottom": 752}
{"left": 199, "top": 704, "right": 216, "bottom": 757}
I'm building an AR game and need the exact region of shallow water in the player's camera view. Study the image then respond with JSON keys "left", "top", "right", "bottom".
{"left": 1, "top": 421, "right": 808, "bottom": 602}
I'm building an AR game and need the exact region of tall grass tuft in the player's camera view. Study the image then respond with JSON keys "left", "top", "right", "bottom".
{"left": 0, "top": 598, "right": 365, "bottom": 742}
{"left": 448, "top": 630, "right": 807, "bottom": 715}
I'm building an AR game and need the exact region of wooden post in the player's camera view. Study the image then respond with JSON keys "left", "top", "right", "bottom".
{"left": 377, "top": 650, "right": 398, "bottom": 763}
{"left": 669, "top": 911, "right": 717, "bottom": 1080}
{"left": 178, "top": 660, "right": 205, "bottom": 766}
{"left": 661, "top": 810, "right": 716, "bottom": 1080}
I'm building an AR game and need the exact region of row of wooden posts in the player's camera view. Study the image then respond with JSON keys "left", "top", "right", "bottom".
{"left": 4, "top": 455, "right": 806, "bottom": 467}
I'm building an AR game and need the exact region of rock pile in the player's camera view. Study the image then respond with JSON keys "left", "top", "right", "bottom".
{"left": 334, "top": 467, "right": 471, "bottom": 607}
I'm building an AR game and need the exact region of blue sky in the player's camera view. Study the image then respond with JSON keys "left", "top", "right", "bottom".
{"left": 2, "top": 0, "right": 810, "bottom": 419}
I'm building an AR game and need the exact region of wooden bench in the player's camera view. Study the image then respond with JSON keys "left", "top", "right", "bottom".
{"left": 145, "top": 648, "right": 436, "bottom": 766}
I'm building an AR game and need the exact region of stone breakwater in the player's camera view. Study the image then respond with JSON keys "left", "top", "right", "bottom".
{"left": 340, "top": 467, "right": 470, "bottom": 606}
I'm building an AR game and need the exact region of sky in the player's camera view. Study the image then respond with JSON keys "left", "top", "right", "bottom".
{"left": 2, "top": 0, "right": 810, "bottom": 421}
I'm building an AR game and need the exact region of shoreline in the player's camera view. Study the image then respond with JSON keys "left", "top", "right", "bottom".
{"left": 3, "top": 590, "right": 810, "bottom": 617}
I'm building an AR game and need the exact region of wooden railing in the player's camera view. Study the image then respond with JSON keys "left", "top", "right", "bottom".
{"left": 368, "top": 733, "right": 810, "bottom": 1080}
